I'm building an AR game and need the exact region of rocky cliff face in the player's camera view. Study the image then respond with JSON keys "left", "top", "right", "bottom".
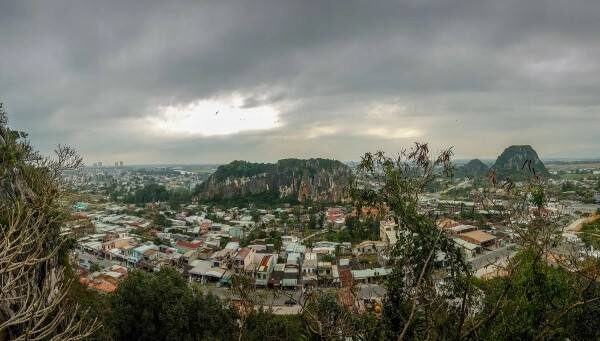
{"left": 197, "top": 158, "right": 352, "bottom": 203}
{"left": 491, "top": 145, "right": 549, "bottom": 180}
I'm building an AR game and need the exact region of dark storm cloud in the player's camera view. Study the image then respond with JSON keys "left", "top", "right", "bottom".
{"left": 1, "top": 0, "right": 599, "bottom": 163}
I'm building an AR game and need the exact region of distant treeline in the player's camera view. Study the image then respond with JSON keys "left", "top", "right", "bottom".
{"left": 322, "top": 216, "right": 381, "bottom": 244}
{"left": 545, "top": 160, "right": 600, "bottom": 165}
{"left": 211, "top": 160, "right": 271, "bottom": 181}
{"left": 194, "top": 189, "right": 300, "bottom": 208}
{"left": 117, "top": 183, "right": 193, "bottom": 209}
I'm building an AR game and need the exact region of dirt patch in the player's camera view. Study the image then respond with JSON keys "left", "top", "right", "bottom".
{"left": 566, "top": 214, "right": 600, "bottom": 233}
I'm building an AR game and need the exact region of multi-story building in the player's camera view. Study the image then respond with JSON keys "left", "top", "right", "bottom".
{"left": 255, "top": 255, "right": 276, "bottom": 286}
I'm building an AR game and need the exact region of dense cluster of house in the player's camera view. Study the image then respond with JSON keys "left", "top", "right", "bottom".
{"left": 71, "top": 193, "right": 526, "bottom": 298}
{"left": 72, "top": 203, "right": 399, "bottom": 294}
{"left": 65, "top": 163, "right": 600, "bottom": 311}
{"left": 185, "top": 237, "right": 393, "bottom": 288}
{"left": 76, "top": 233, "right": 393, "bottom": 293}
{"left": 66, "top": 166, "right": 208, "bottom": 195}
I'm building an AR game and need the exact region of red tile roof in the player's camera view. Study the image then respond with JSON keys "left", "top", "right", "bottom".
{"left": 176, "top": 240, "right": 202, "bottom": 249}
{"left": 259, "top": 255, "right": 272, "bottom": 267}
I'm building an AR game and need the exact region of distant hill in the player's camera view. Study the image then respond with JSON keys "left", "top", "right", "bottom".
{"left": 491, "top": 145, "right": 549, "bottom": 180}
{"left": 196, "top": 158, "right": 351, "bottom": 204}
{"left": 455, "top": 159, "right": 490, "bottom": 179}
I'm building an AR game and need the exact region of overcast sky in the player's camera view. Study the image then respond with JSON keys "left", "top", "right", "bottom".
{"left": 1, "top": 1, "right": 599, "bottom": 164}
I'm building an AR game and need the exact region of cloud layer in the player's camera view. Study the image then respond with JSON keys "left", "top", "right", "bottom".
{"left": 1, "top": 0, "right": 599, "bottom": 164}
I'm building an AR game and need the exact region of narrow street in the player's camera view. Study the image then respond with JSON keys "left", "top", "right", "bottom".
{"left": 469, "top": 244, "right": 516, "bottom": 277}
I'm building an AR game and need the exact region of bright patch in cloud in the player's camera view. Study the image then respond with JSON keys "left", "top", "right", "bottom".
{"left": 522, "top": 51, "right": 596, "bottom": 83}
{"left": 306, "top": 126, "right": 340, "bottom": 139}
{"left": 149, "top": 95, "right": 281, "bottom": 136}
{"left": 367, "top": 103, "right": 408, "bottom": 118}
{"left": 363, "top": 127, "right": 422, "bottom": 139}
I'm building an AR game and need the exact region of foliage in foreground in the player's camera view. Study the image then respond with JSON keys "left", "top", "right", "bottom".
{"left": 241, "top": 309, "right": 308, "bottom": 341}
{"left": 349, "top": 144, "right": 600, "bottom": 340}
{"left": 107, "top": 268, "right": 238, "bottom": 341}
{"left": 0, "top": 104, "right": 99, "bottom": 340}
{"left": 476, "top": 248, "right": 600, "bottom": 340}
{"left": 580, "top": 217, "right": 600, "bottom": 249}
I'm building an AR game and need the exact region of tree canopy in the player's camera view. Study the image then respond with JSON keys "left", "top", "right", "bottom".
{"left": 107, "top": 267, "right": 238, "bottom": 341}
{"left": 0, "top": 104, "right": 99, "bottom": 339}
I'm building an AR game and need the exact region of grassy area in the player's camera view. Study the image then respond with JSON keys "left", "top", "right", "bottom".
{"left": 61, "top": 192, "right": 107, "bottom": 208}
{"left": 580, "top": 216, "right": 600, "bottom": 249}
{"left": 356, "top": 254, "right": 380, "bottom": 267}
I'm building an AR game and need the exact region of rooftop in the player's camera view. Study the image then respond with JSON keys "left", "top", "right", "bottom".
{"left": 175, "top": 240, "right": 202, "bottom": 249}
{"left": 459, "top": 230, "right": 496, "bottom": 244}
{"left": 452, "top": 238, "right": 481, "bottom": 251}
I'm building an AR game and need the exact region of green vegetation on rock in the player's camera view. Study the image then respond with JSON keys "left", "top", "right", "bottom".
{"left": 196, "top": 158, "right": 352, "bottom": 204}
{"left": 455, "top": 159, "right": 490, "bottom": 178}
{"left": 491, "top": 145, "right": 549, "bottom": 180}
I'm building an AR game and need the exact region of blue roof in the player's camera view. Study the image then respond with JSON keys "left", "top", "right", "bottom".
{"left": 74, "top": 202, "right": 89, "bottom": 210}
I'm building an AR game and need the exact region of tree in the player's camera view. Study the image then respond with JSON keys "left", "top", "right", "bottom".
{"left": 308, "top": 214, "right": 317, "bottom": 229}
{"left": 352, "top": 143, "right": 600, "bottom": 340}
{"left": 475, "top": 248, "right": 600, "bottom": 340}
{"left": 250, "top": 208, "right": 260, "bottom": 223}
{"left": 153, "top": 213, "right": 172, "bottom": 229}
{"left": 321, "top": 254, "right": 335, "bottom": 263}
{"left": 220, "top": 237, "right": 230, "bottom": 249}
{"left": 280, "top": 211, "right": 289, "bottom": 224}
{"left": 241, "top": 309, "right": 308, "bottom": 341}
{"left": 168, "top": 188, "right": 192, "bottom": 210}
{"left": 267, "top": 230, "right": 282, "bottom": 251}
{"left": 302, "top": 289, "right": 355, "bottom": 339}
{"left": 153, "top": 236, "right": 170, "bottom": 247}
{"left": 0, "top": 104, "right": 100, "bottom": 339}
{"left": 471, "top": 180, "right": 600, "bottom": 340}
{"left": 317, "top": 213, "right": 325, "bottom": 229}
{"left": 65, "top": 275, "right": 112, "bottom": 340}
{"left": 353, "top": 144, "right": 471, "bottom": 340}
{"left": 89, "top": 262, "right": 102, "bottom": 273}
{"left": 108, "top": 267, "right": 238, "bottom": 340}
{"left": 579, "top": 218, "right": 600, "bottom": 249}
